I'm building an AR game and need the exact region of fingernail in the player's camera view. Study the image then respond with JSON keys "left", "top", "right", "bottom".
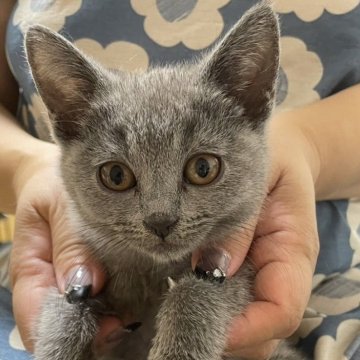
{"left": 65, "top": 266, "right": 92, "bottom": 304}
{"left": 124, "top": 322, "right": 142, "bottom": 332}
{"left": 194, "top": 266, "right": 226, "bottom": 283}
{"left": 194, "top": 248, "right": 230, "bottom": 283}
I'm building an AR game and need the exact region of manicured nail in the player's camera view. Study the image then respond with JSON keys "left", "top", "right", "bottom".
{"left": 194, "top": 248, "right": 230, "bottom": 283}
{"left": 65, "top": 266, "right": 92, "bottom": 304}
{"left": 124, "top": 322, "right": 142, "bottom": 332}
{"left": 194, "top": 266, "right": 226, "bottom": 283}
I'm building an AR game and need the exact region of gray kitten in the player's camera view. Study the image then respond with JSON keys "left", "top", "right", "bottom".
{"left": 25, "top": 2, "right": 307, "bottom": 360}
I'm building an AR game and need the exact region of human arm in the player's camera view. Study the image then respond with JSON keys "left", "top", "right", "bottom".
{"left": 281, "top": 84, "right": 360, "bottom": 200}
{"left": 0, "top": 0, "right": 56, "bottom": 214}
{"left": 0, "top": 0, "right": 23, "bottom": 212}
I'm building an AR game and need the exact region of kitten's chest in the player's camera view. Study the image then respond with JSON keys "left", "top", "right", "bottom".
{"left": 104, "top": 256, "right": 190, "bottom": 318}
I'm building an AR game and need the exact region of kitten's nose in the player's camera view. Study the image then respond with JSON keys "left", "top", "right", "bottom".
{"left": 143, "top": 213, "right": 179, "bottom": 239}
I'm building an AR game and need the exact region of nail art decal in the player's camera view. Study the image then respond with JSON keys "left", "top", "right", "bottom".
{"left": 194, "top": 266, "right": 226, "bottom": 283}
{"left": 124, "top": 322, "right": 142, "bottom": 332}
{"left": 194, "top": 248, "right": 230, "bottom": 284}
{"left": 65, "top": 266, "right": 92, "bottom": 304}
{"left": 65, "top": 284, "right": 92, "bottom": 304}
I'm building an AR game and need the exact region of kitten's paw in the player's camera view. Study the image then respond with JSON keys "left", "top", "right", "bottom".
{"left": 34, "top": 289, "right": 99, "bottom": 360}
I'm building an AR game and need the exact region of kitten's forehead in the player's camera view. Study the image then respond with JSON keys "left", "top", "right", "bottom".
{"left": 111, "top": 67, "right": 201, "bottom": 124}
{"left": 101, "top": 66, "right": 244, "bottom": 152}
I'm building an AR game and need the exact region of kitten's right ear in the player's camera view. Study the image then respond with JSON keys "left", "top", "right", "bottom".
{"left": 25, "top": 26, "right": 105, "bottom": 143}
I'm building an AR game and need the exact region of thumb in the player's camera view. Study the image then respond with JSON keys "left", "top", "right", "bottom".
{"left": 53, "top": 241, "right": 106, "bottom": 300}
{"left": 48, "top": 194, "right": 106, "bottom": 298}
{"left": 191, "top": 218, "right": 256, "bottom": 278}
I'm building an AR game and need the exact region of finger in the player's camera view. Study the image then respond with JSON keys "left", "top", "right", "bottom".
{"left": 53, "top": 241, "right": 106, "bottom": 298}
{"left": 191, "top": 217, "right": 257, "bottom": 277}
{"left": 227, "top": 261, "right": 311, "bottom": 349}
{"left": 228, "top": 302, "right": 297, "bottom": 350}
{"left": 255, "top": 169, "right": 319, "bottom": 265}
{"left": 10, "top": 207, "right": 56, "bottom": 351}
{"left": 43, "top": 192, "right": 107, "bottom": 296}
{"left": 94, "top": 316, "right": 124, "bottom": 349}
{"left": 12, "top": 275, "right": 53, "bottom": 352}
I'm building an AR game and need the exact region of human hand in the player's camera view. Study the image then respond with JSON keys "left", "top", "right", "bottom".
{"left": 9, "top": 142, "right": 122, "bottom": 353}
{"left": 192, "top": 115, "right": 320, "bottom": 359}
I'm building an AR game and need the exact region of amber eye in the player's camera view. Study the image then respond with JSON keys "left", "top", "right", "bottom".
{"left": 184, "top": 154, "right": 221, "bottom": 185}
{"left": 99, "top": 162, "right": 136, "bottom": 191}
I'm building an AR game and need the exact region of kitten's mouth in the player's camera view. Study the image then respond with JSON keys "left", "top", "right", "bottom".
{"left": 151, "top": 240, "right": 183, "bottom": 252}
{"left": 146, "top": 239, "right": 191, "bottom": 261}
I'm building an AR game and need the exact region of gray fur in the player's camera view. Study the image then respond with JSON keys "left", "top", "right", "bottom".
{"left": 26, "top": 2, "right": 307, "bottom": 359}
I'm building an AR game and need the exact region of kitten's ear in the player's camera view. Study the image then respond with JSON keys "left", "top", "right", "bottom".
{"left": 203, "top": 1, "right": 279, "bottom": 124}
{"left": 25, "top": 26, "right": 105, "bottom": 142}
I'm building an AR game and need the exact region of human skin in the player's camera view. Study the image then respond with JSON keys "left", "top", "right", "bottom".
{"left": 2, "top": 0, "right": 360, "bottom": 357}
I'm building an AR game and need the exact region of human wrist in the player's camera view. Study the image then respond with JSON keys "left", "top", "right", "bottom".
{"left": 269, "top": 111, "right": 321, "bottom": 189}
{"left": 13, "top": 139, "right": 59, "bottom": 202}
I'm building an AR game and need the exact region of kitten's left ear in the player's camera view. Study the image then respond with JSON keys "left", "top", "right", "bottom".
{"left": 25, "top": 25, "right": 107, "bottom": 143}
{"left": 203, "top": 1, "right": 280, "bottom": 124}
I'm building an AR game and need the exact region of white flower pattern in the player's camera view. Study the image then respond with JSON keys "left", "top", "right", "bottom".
{"left": 13, "top": 0, "right": 82, "bottom": 33}
{"left": 28, "top": 93, "right": 52, "bottom": 142}
{"left": 9, "top": 326, "right": 26, "bottom": 351}
{"left": 273, "top": 0, "right": 360, "bottom": 22}
{"left": 74, "top": 39, "right": 149, "bottom": 72}
{"left": 347, "top": 199, "right": 360, "bottom": 267}
{"left": 314, "top": 319, "right": 360, "bottom": 360}
{"left": 276, "top": 36, "right": 323, "bottom": 112}
{"left": 131, "top": 0, "right": 230, "bottom": 49}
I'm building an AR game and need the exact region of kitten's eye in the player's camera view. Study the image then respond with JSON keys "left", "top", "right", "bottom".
{"left": 184, "top": 154, "right": 221, "bottom": 185}
{"left": 99, "top": 162, "right": 136, "bottom": 191}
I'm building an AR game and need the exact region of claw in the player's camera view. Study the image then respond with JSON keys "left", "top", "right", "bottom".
{"left": 167, "top": 277, "right": 177, "bottom": 290}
